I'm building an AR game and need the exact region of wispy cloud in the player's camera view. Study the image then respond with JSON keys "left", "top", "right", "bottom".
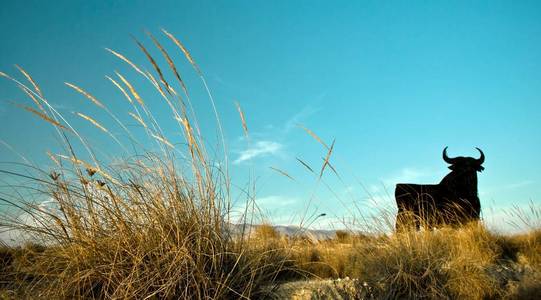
{"left": 233, "top": 140, "right": 283, "bottom": 164}
{"left": 503, "top": 180, "right": 534, "bottom": 190}
{"left": 227, "top": 194, "right": 301, "bottom": 225}
{"left": 256, "top": 195, "right": 299, "bottom": 208}
{"left": 382, "top": 167, "right": 439, "bottom": 186}
{"left": 284, "top": 105, "right": 321, "bottom": 133}
{"left": 0, "top": 198, "right": 60, "bottom": 246}
{"left": 480, "top": 180, "right": 535, "bottom": 197}
{"left": 254, "top": 195, "right": 318, "bottom": 226}
{"left": 231, "top": 105, "right": 320, "bottom": 165}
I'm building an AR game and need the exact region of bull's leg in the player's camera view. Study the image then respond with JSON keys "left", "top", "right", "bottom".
{"left": 396, "top": 209, "right": 417, "bottom": 232}
{"left": 395, "top": 204, "right": 404, "bottom": 232}
{"left": 454, "top": 198, "right": 481, "bottom": 225}
{"left": 471, "top": 197, "right": 481, "bottom": 220}
{"left": 395, "top": 211, "right": 405, "bottom": 232}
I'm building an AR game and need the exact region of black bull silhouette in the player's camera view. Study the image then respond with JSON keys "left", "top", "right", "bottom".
{"left": 395, "top": 147, "right": 485, "bottom": 231}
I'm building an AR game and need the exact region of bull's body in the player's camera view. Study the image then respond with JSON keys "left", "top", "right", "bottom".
{"left": 395, "top": 147, "right": 484, "bottom": 231}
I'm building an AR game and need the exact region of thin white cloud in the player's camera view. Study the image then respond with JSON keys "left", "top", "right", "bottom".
{"left": 231, "top": 105, "right": 320, "bottom": 165}
{"left": 284, "top": 105, "right": 321, "bottom": 133}
{"left": 382, "top": 167, "right": 439, "bottom": 186}
{"left": 503, "top": 180, "right": 534, "bottom": 190}
{"left": 227, "top": 195, "right": 301, "bottom": 225}
{"left": 0, "top": 198, "right": 60, "bottom": 246}
{"left": 233, "top": 140, "right": 283, "bottom": 164}
{"left": 256, "top": 195, "right": 299, "bottom": 208}
{"left": 480, "top": 180, "right": 535, "bottom": 197}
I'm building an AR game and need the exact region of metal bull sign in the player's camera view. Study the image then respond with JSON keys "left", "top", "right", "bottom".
{"left": 395, "top": 147, "right": 485, "bottom": 231}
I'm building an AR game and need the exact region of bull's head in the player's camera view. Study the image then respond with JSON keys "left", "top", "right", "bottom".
{"left": 443, "top": 147, "right": 485, "bottom": 172}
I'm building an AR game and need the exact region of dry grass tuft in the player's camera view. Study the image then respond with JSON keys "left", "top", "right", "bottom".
{"left": 0, "top": 30, "right": 294, "bottom": 299}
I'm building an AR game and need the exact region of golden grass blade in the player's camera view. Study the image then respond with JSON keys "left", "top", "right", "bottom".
{"left": 76, "top": 112, "right": 128, "bottom": 153}
{"left": 141, "top": 33, "right": 201, "bottom": 144}
{"left": 56, "top": 154, "right": 117, "bottom": 184}
{"left": 76, "top": 112, "right": 109, "bottom": 133}
{"left": 162, "top": 29, "right": 201, "bottom": 75}
{"left": 114, "top": 71, "right": 166, "bottom": 152}
{"left": 2, "top": 69, "right": 100, "bottom": 167}
{"left": 298, "top": 124, "right": 329, "bottom": 149}
{"left": 147, "top": 31, "right": 188, "bottom": 95}
{"left": 116, "top": 72, "right": 145, "bottom": 106}
{"left": 235, "top": 101, "right": 248, "bottom": 137}
{"left": 151, "top": 133, "right": 174, "bottom": 149}
{"left": 105, "top": 48, "right": 148, "bottom": 78}
{"left": 163, "top": 83, "right": 178, "bottom": 96}
{"left": 17, "top": 104, "right": 70, "bottom": 131}
{"left": 179, "top": 117, "right": 204, "bottom": 162}
{"left": 142, "top": 69, "right": 184, "bottom": 128}
{"left": 181, "top": 128, "right": 207, "bottom": 181}
{"left": 133, "top": 37, "right": 171, "bottom": 93}
{"left": 46, "top": 150, "right": 61, "bottom": 167}
{"left": 270, "top": 166, "right": 296, "bottom": 182}
{"left": 106, "top": 76, "right": 133, "bottom": 104}
{"left": 321, "top": 156, "right": 341, "bottom": 180}
{"left": 296, "top": 157, "right": 315, "bottom": 174}
{"left": 319, "top": 139, "right": 335, "bottom": 179}
{"left": 18, "top": 84, "right": 45, "bottom": 112}
{"left": 65, "top": 82, "right": 105, "bottom": 109}
{"left": 144, "top": 70, "right": 168, "bottom": 99}
{"left": 68, "top": 79, "right": 136, "bottom": 151}
{"left": 14, "top": 64, "right": 44, "bottom": 98}
{"left": 128, "top": 112, "right": 148, "bottom": 128}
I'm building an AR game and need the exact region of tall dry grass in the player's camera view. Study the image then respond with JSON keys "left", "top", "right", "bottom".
{"left": 0, "top": 30, "right": 294, "bottom": 299}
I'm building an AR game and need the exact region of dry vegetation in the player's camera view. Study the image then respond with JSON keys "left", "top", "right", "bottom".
{"left": 0, "top": 30, "right": 539, "bottom": 299}
{"left": 279, "top": 224, "right": 541, "bottom": 299}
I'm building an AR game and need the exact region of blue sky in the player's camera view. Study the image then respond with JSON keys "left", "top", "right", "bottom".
{"left": 1, "top": 1, "right": 540, "bottom": 232}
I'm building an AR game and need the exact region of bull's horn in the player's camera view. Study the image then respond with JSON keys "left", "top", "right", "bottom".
{"left": 443, "top": 146, "right": 457, "bottom": 164}
{"left": 475, "top": 147, "right": 485, "bottom": 164}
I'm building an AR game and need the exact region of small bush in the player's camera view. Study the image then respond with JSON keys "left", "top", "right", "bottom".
{"left": 334, "top": 230, "right": 351, "bottom": 243}
{"left": 254, "top": 224, "right": 280, "bottom": 240}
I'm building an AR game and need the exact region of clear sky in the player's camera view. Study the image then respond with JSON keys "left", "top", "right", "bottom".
{"left": 1, "top": 1, "right": 540, "bottom": 232}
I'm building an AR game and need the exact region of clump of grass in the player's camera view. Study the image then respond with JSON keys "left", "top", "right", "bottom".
{"left": 280, "top": 210, "right": 540, "bottom": 299}
{"left": 253, "top": 224, "right": 281, "bottom": 240}
{"left": 0, "top": 30, "right": 293, "bottom": 299}
{"left": 356, "top": 224, "right": 501, "bottom": 299}
{"left": 492, "top": 229, "right": 541, "bottom": 299}
{"left": 291, "top": 241, "right": 353, "bottom": 279}
{"left": 7, "top": 160, "right": 281, "bottom": 298}
{"left": 288, "top": 232, "right": 368, "bottom": 279}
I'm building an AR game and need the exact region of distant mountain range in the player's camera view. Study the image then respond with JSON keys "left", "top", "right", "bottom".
{"left": 228, "top": 224, "right": 338, "bottom": 241}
